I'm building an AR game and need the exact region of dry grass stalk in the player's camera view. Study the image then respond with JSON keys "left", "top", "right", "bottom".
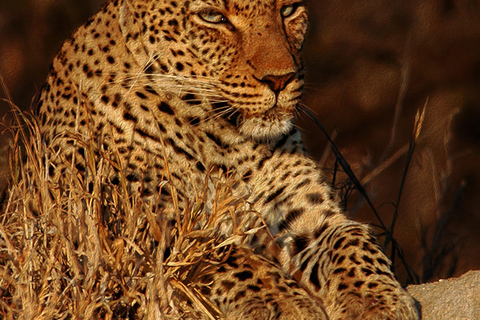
{"left": 0, "top": 108, "right": 258, "bottom": 319}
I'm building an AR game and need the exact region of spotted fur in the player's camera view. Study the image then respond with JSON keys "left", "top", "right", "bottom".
{"left": 36, "top": 0, "right": 419, "bottom": 318}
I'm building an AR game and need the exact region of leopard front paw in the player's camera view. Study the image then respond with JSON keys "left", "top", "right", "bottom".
{"left": 205, "top": 246, "right": 329, "bottom": 320}
{"left": 326, "top": 282, "right": 420, "bottom": 320}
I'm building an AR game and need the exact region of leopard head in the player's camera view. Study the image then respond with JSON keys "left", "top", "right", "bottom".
{"left": 120, "top": 0, "right": 308, "bottom": 140}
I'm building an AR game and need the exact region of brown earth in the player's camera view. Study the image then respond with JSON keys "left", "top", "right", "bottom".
{"left": 1, "top": 0, "right": 479, "bottom": 288}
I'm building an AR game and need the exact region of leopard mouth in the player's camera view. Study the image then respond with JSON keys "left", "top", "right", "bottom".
{"left": 213, "top": 100, "right": 292, "bottom": 125}
{"left": 210, "top": 98, "right": 295, "bottom": 140}
{"left": 211, "top": 101, "right": 241, "bottom": 127}
{"left": 240, "top": 106, "right": 295, "bottom": 140}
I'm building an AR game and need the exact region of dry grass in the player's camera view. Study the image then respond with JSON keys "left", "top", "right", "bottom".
{"left": 0, "top": 107, "right": 257, "bottom": 319}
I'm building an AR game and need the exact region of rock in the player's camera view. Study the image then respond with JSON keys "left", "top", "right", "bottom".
{"left": 407, "top": 270, "right": 480, "bottom": 320}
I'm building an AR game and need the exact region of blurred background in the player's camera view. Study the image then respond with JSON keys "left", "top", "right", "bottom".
{"left": 1, "top": 0, "right": 479, "bottom": 286}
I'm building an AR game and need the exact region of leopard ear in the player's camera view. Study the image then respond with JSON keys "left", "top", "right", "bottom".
{"left": 118, "top": 0, "right": 152, "bottom": 68}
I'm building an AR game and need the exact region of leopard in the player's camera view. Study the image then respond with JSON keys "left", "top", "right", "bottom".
{"left": 35, "top": 0, "right": 420, "bottom": 319}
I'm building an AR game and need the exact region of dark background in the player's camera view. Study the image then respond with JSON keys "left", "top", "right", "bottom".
{"left": 1, "top": 0, "right": 479, "bottom": 285}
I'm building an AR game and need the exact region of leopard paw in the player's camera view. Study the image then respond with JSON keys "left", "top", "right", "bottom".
{"left": 205, "top": 246, "right": 329, "bottom": 319}
{"left": 327, "top": 283, "right": 420, "bottom": 320}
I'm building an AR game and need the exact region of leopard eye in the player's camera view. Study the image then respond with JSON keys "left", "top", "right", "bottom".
{"left": 280, "top": 4, "right": 299, "bottom": 18}
{"left": 199, "top": 10, "right": 228, "bottom": 24}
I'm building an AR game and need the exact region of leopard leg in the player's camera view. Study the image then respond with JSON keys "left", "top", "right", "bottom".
{"left": 200, "top": 245, "right": 329, "bottom": 320}
{"left": 286, "top": 217, "right": 420, "bottom": 320}
{"left": 244, "top": 132, "right": 420, "bottom": 319}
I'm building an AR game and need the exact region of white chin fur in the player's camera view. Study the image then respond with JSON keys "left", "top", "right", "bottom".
{"left": 239, "top": 117, "right": 293, "bottom": 141}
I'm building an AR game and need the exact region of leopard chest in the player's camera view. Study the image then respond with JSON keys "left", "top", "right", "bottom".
{"left": 88, "top": 94, "right": 261, "bottom": 197}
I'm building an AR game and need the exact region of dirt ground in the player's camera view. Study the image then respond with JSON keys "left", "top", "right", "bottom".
{"left": 1, "top": 0, "right": 479, "bottom": 287}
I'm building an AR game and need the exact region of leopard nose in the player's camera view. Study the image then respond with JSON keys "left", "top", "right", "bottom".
{"left": 261, "top": 72, "right": 296, "bottom": 93}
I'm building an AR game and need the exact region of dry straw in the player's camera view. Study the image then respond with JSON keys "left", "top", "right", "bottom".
{"left": 0, "top": 106, "right": 258, "bottom": 319}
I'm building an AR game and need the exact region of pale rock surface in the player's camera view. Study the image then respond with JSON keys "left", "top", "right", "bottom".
{"left": 407, "top": 270, "right": 480, "bottom": 320}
